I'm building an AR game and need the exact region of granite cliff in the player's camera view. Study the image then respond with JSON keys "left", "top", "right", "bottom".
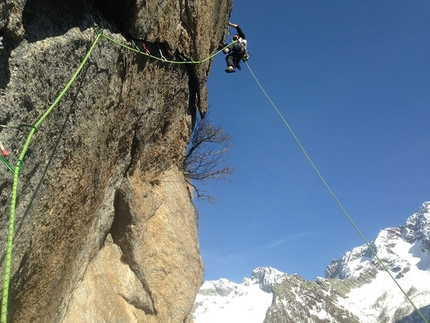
{"left": 0, "top": 0, "right": 232, "bottom": 322}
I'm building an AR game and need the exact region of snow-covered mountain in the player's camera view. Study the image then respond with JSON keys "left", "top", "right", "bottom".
{"left": 192, "top": 268, "right": 280, "bottom": 323}
{"left": 193, "top": 202, "right": 430, "bottom": 323}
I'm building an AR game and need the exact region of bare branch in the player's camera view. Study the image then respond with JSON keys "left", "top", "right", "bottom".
{"left": 183, "top": 114, "right": 234, "bottom": 202}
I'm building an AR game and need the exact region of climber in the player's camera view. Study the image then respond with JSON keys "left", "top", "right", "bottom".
{"left": 222, "top": 22, "right": 248, "bottom": 73}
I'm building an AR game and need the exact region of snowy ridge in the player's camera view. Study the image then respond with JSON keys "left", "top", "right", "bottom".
{"left": 326, "top": 202, "right": 430, "bottom": 279}
{"left": 402, "top": 202, "right": 430, "bottom": 246}
{"left": 339, "top": 267, "right": 430, "bottom": 322}
{"left": 242, "top": 267, "right": 286, "bottom": 292}
{"left": 193, "top": 202, "right": 430, "bottom": 323}
{"left": 192, "top": 268, "right": 278, "bottom": 323}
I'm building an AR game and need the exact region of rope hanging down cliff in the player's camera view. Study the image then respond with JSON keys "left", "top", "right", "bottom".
{"left": 0, "top": 26, "right": 236, "bottom": 323}
{"left": 244, "top": 61, "right": 429, "bottom": 323}
{"left": 1, "top": 31, "right": 102, "bottom": 323}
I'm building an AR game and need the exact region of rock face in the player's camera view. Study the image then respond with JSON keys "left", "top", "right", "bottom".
{"left": 0, "top": 0, "right": 232, "bottom": 322}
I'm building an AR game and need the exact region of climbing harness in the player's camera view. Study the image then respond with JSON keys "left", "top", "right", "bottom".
{"left": 226, "top": 26, "right": 250, "bottom": 66}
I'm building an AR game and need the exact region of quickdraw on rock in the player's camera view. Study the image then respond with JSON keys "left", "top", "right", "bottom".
{"left": 158, "top": 47, "right": 167, "bottom": 61}
{"left": 131, "top": 39, "right": 151, "bottom": 56}
{"left": 142, "top": 42, "right": 150, "bottom": 55}
{"left": 0, "top": 123, "right": 38, "bottom": 159}
{"left": 0, "top": 140, "right": 9, "bottom": 157}
{"left": 0, "top": 138, "right": 22, "bottom": 173}
{"left": 0, "top": 123, "right": 37, "bottom": 172}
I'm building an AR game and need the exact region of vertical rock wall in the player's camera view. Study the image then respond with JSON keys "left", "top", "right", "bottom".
{"left": 0, "top": 0, "right": 232, "bottom": 322}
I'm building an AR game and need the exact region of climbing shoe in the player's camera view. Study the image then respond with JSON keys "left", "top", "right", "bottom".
{"left": 225, "top": 68, "right": 236, "bottom": 73}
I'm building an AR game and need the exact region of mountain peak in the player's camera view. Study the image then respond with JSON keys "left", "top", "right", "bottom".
{"left": 402, "top": 201, "right": 430, "bottom": 244}
{"left": 193, "top": 272, "right": 274, "bottom": 323}
{"left": 242, "top": 266, "right": 286, "bottom": 292}
{"left": 194, "top": 202, "right": 430, "bottom": 323}
{"left": 326, "top": 201, "right": 430, "bottom": 279}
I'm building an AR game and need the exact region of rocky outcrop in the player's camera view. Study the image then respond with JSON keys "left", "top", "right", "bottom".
{"left": 0, "top": 0, "right": 232, "bottom": 322}
{"left": 0, "top": 0, "right": 26, "bottom": 41}
{"left": 263, "top": 275, "right": 360, "bottom": 323}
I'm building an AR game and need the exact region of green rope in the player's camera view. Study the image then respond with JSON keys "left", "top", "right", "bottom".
{"left": 245, "top": 61, "right": 429, "bottom": 323}
{"left": 100, "top": 32, "right": 235, "bottom": 65}
{"left": 1, "top": 32, "right": 102, "bottom": 323}
{"left": 1, "top": 26, "right": 228, "bottom": 321}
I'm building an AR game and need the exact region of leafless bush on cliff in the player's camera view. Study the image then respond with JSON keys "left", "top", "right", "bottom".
{"left": 184, "top": 115, "right": 233, "bottom": 202}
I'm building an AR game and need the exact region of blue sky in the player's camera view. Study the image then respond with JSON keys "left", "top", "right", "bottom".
{"left": 195, "top": 1, "right": 430, "bottom": 283}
